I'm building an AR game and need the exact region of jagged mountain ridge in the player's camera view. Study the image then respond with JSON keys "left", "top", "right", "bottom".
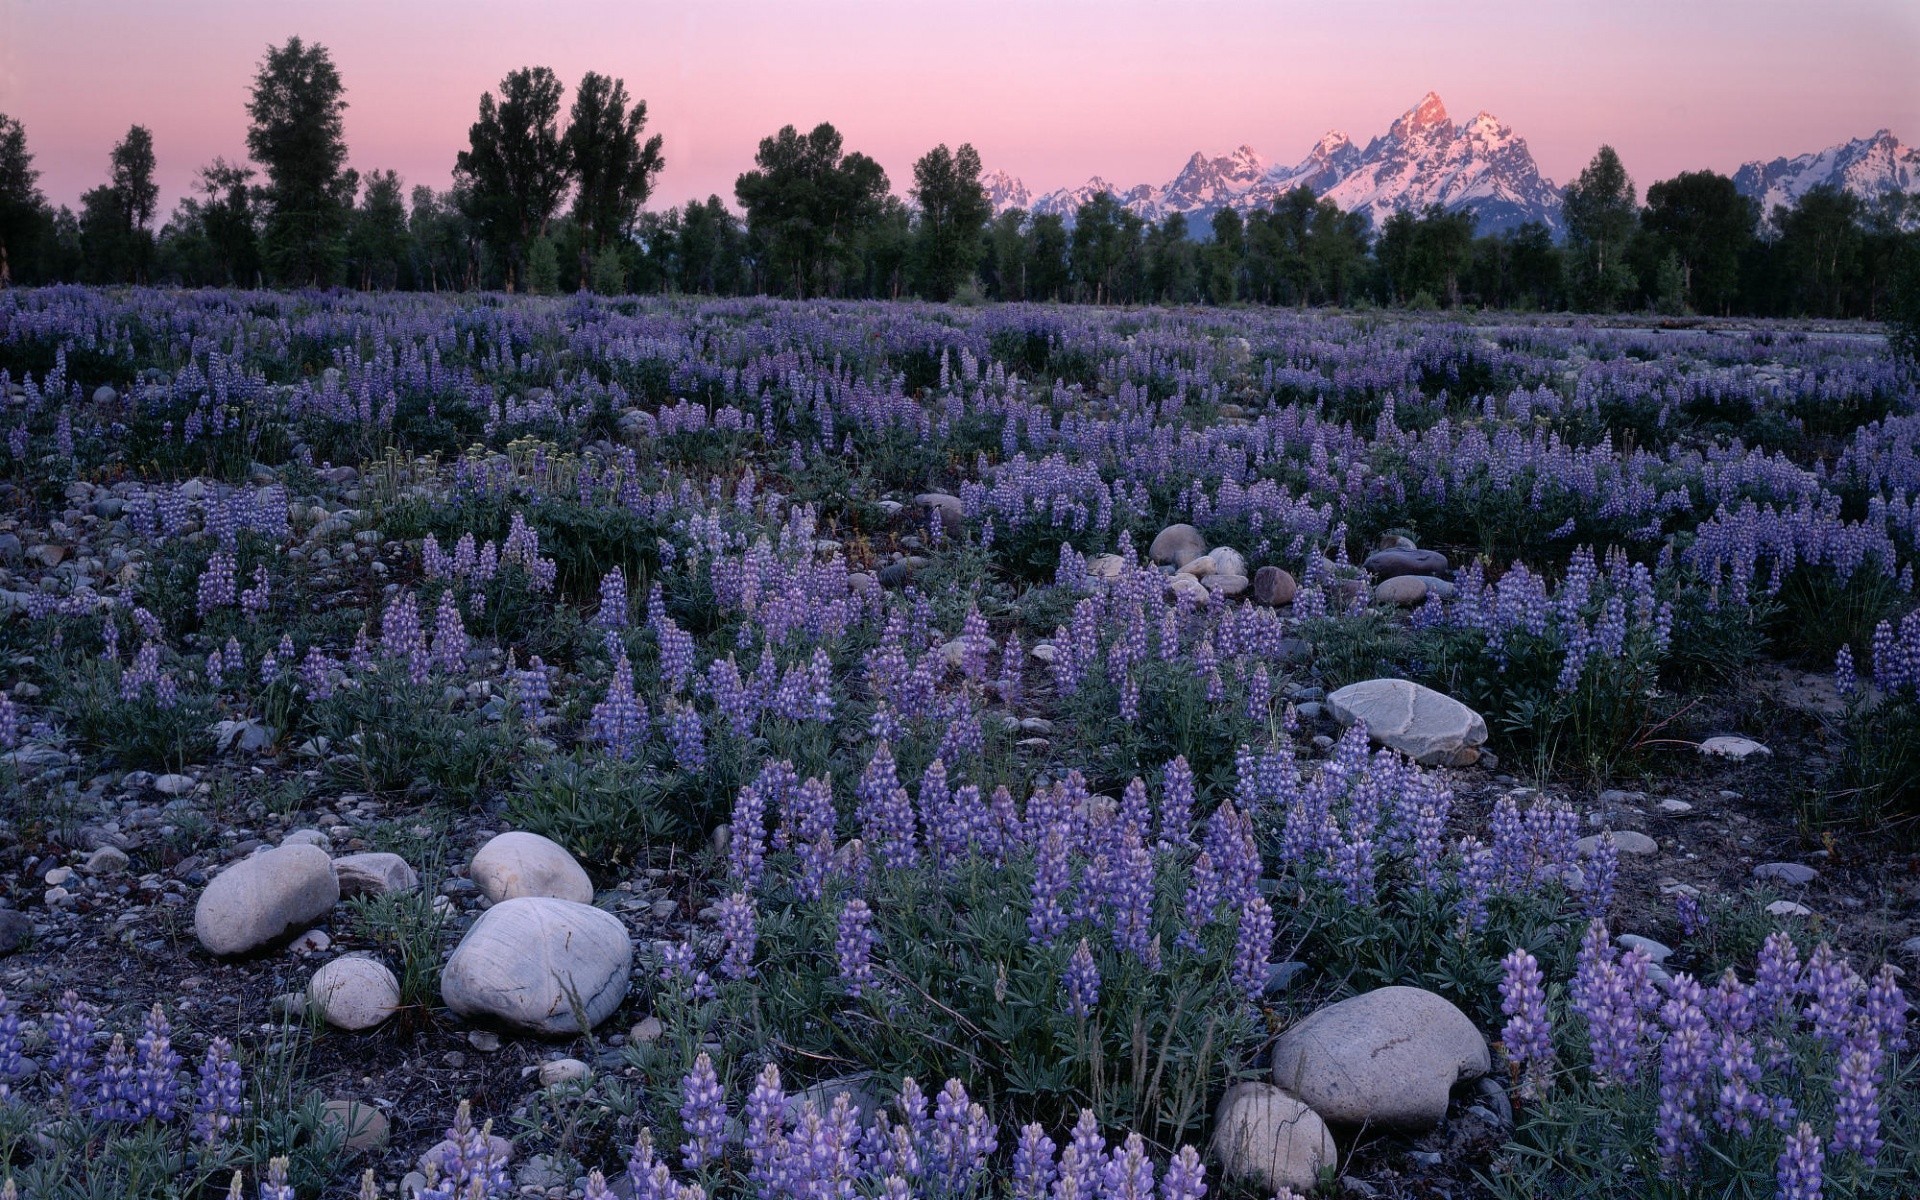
{"left": 1732, "top": 131, "right": 1920, "bottom": 228}
{"left": 990, "top": 95, "right": 1918, "bottom": 237}
{"left": 992, "top": 93, "right": 1565, "bottom": 235}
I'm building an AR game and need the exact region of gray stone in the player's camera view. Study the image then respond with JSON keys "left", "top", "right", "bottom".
{"left": 1252, "top": 566, "right": 1297, "bottom": 606}
{"left": 321, "top": 1100, "right": 389, "bottom": 1152}
{"left": 440, "top": 897, "right": 632, "bottom": 1035}
{"left": 83, "top": 845, "right": 129, "bottom": 875}
{"left": 153, "top": 773, "right": 195, "bottom": 796}
{"left": 1363, "top": 548, "right": 1450, "bottom": 579}
{"left": 1899, "top": 935, "right": 1920, "bottom": 962}
{"left": 912, "top": 493, "right": 966, "bottom": 538}
{"left": 1699, "top": 735, "right": 1770, "bottom": 760}
{"left": 1577, "top": 830, "right": 1658, "bottom": 857}
{"left": 1210, "top": 1082, "right": 1337, "bottom": 1195}
{"left": 333, "top": 852, "right": 419, "bottom": 898}
{"left": 1617, "top": 934, "right": 1673, "bottom": 963}
{"left": 194, "top": 844, "right": 340, "bottom": 956}
{"left": 1149, "top": 523, "right": 1207, "bottom": 567}
{"left": 538, "top": 1058, "right": 591, "bottom": 1087}
{"left": 1373, "top": 576, "right": 1429, "bottom": 606}
{"left": 790, "top": 1072, "right": 883, "bottom": 1125}
{"left": 1270, "top": 986, "right": 1490, "bottom": 1130}
{"left": 1328, "top": 679, "right": 1487, "bottom": 767}
{"left": 1207, "top": 547, "right": 1248, "bottom": 579}
{"left": 1204, "top": 573, "right": 1249, "bottom": 597}
{"left": 1753, "top": 862, "right": 1817, "bottom": 886}
{"left": 469, "top": 831, "right": 593, "bottom": 904}
{"left": 309, "top": 956, "right": 400, "bottom": 1031}
{"left": 1766, "top": 900, "right": 1815, "bottom": 918}
{"left": 0, "top": 910, "right": 31, "bottom": 955}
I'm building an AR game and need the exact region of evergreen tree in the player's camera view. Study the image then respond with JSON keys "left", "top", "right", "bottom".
{"left": 456, "top": 67, "right": 572, "bottom": 291}
{"left": 247, "top": 37, "right": 354, "bottom": 286}
{"left": 565, "top": 73, "right": 663, "bottom": 283}
{"left": 983, "top": 209, "right": 1028, "bottom": 301}
{"left": 1204, "top": 208, "right": 1247, "bottom": 303}
{"left": 1775, "top": 185, "right": 1863, "bottom": 317}
{"left": 908, "top": 143, "right": 991, "bottom": 300}
{"left": 344, "top": 169, "right": 408, "bottom": 289}
{"left": 1026, "top": 212, "right": 1070, "bottom": 301}
{"left": 1563, "top": 145, "right": 1639, "bottom": 311}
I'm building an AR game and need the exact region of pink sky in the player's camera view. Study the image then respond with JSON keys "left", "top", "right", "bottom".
{"left": 3, "top": 0, "right": 1917, "bottom": 218}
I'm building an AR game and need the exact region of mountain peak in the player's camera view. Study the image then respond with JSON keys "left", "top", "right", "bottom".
{"left": 1390, "top": 92, "right": 1451, "bottom": 139}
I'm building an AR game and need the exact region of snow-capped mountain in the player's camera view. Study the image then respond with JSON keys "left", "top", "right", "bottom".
{"left": 1733, "top": 131, "right": 1920, "bottom": 227}
{"left": 996, "top": 93, "right": 1564, "bottom": 235}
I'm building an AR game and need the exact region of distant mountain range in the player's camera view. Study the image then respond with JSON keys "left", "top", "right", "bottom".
{"left": 984, "top": 93, "right": 1919, "bottom": 236}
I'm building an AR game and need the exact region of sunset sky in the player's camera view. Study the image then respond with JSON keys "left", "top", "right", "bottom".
{"left": 3, "top": 0, "right": 1917, "bottom": 218}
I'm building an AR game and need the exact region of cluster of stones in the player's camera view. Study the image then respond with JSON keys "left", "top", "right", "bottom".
{"left": 1212, "top": 986, "right": 1494, "bottom": 1192}
{"left": 193, "top": 830, "right": 631, "bottom": 1038}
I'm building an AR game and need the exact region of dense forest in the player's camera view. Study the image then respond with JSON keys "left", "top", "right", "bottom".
{"left": 1, "top": 37, "right": 1917, "bottom": 321}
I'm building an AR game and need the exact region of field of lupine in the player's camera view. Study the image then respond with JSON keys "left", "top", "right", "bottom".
{"left": 0, "top": 285, "right": 1916, "bottom": 1200}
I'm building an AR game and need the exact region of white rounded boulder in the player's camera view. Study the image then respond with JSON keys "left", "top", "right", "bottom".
{"left": 194, "top": 844, "right": 340, "bottom": 956}
{"left": 441, "top": 897, "right": 632, "bottom": 1035}
{"left": 469, "top": 832, "right": 592, "bottom": 904}
{"left": 1211, "top": 1081, "right": 1337, "bottom": 1194}
{"left": 309, "top": 956, "right": 401, "bottom": 1031}
{"left": 1270, "top": 986, "right": 1490, "bottom": 1130}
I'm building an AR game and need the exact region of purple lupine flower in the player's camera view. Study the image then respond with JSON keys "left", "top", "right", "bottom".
{"left": 93, "top": 1032, "right": 137, "bottom": 1123}
{"left": 1674, "top": 891, "right": 1707, "bottom": 938}
{"left": 240, "top": 566, "right": 270, "bottom": 615}
{"left": 258, "top": 1156, "right": 293, "bottom": 1200}
{"left": 743, "top": 1064, "right": 788, "bottom": 1189}
{"left": 1178, "top": 852, "right": 1221, "bottom": 952}
{"left": 927, "top": 1078, "right": 997, "bottom": 1194}
{"left": 1829, "top": 1040, "right": 1883, "bottom": 1164}
{"left": 193, "top": 1037, "right": 244, "bottom": 1145}
{"left": 1012, "top": 1122, "right": 1059, "bottom": 1200}
{"left": 1580, "top": 832, "right": 1619, "bottom": 919}
{"left": 1159, "top": 1145, "right": 1206, "bottom": 1200}
{"left": 48, "top": 990, "right": 98, "bottom": 1109}
{"left": 596, "top": 567, "right": 630, "bottom": 629}
{"left": 1108, "top": 832, "right": 1159, "bottom": 967}
{"left": 132, "top": 1003, "right": 182, "bottom": 1122}
{"left": 1834, "top": 645, "right": 1856, "bottom": 698}
{"left": 1712, "top": 1027, "right": 1769, "bottom": 1137}
{"left": 196, "top": 551, "right": 236, "bottom": 616}
{"left": 583, "top": 1171, "right": 617, "bottom": 1200}
{"left": 591, "top": 653, "right": 650, "bottom": 759}
{"left": 1100, "top": 1133, "right": 1156, "bottom": 1200}
{"left": 628, "top": 1129, "right": 671, "bottom": 1200}
{"left": 667, "top": 703, "right": 708, "bottom": 773}
{"left": 1803, "top": 943, "right": 1864, "bottom": 1051}
{"left": 1158, "top": 755, "right": 1195, "bottom": 851}
{"left": 679, "top": 1052, "right": 726, "bottom": 1169}
{"left": 716, "top": 892, "right": 757, "bottom": 981}
{"left": 1229, "top": 895, "right": 1274, "bottom": 1006}
{"left": 1777, "top": 1121, "right": 1824, "bottom": 1200}
{"left": 1863, "top": 964, "right": 1910, "bottom": 1054}
{"left": 0, "top": 692, "right": 17, "bottom": 752}
{"left": 836, "top": 899, "right": 877, "bottom": 998}
{"left": 1500, "top": 948, "right": 1553, "bottom": 1099}
{"left": 1064, "top": 1108, "right": 1107, "bottom": 1199}
{"left": 1655, "top": 974, "right": 1713, "bottom": 1169}
{"left": 727, "top": 778, "right": 768, "bottom": 892}
{"left": 1063, "top": 938, "right": 1101, "bottom": 1018}
{"left": 515, "top": 655, "right": 553, "bottom": 722}
{"left": 431, "top": 590, "right": 469, "bottom": 674}
{"left": 1753, "top": 931, "right": 1804, "bottom": 1023}
{"left": 1028, "top": 825, "right": 1071, "bottom": 947}
{"left": 421, "top": 1100, "right": 510, "bottom": 1200}
{"left": 0, "top": 988, "right": 22, "bottom": 1102}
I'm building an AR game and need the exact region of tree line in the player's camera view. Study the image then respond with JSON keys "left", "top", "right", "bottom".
{"left": 1, "top": 36, "right": 1917, "bottom": 324}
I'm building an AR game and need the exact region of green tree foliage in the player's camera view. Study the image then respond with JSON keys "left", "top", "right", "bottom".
{"left": 79, "top": 126, "right": 159, "bottom": 283}
{"left": 1069, "top": 193, "right": 1137, "bottom": 304}
{"left": 456, "top": 67, "right": 572, "bottom": 292}
{"left": 982, "top": 209, "right": 1029, "bottom": 301}
{"left": 1026, "top": 213, "right": 1070, "bottom": 302}
{"left": 406, "top": 186, "right": 477, "bottom": 292}
{"left": 1144, "top": 213, "right": 1198, "bottom": 304}
{"left": 565, "top": 72, "right": 664, "bottom": 282}
{"left": 1774, "top": 184, "right": 1864, "bottom": 317}
{"left": 908, "top": 143, "right": 992, "bottom": 301}
{"left": 0, "top": 111, "right": 45, "bottom": 286}
{"left": 1378, "top": 204, "right": 1477, "bottom": 306}
{"left": 153, "top": 158, "right": 259, "bottom": 287}
{"left": 1640, "top": 170, "right": 1755, "bottom": 314}
{"left": 247, "top": 37, "right": 354, "bottom": 286}
{"left": 1890, "top": 233, "right": 1920, "bottom": 362}
{"left": 1563, "top": 145, "right": 1639, "bottom": 311}
{"left": 344, "top": 169, "right": 408, "bottom": 289}
{"left": 734, "top": 123, "right": 889, "bottom": 298}
{"left": 1204, "top": 208, "right": 1247, "bottom": 303}
{"left": 649, "top": 196, "right": 749, "bottom": 295}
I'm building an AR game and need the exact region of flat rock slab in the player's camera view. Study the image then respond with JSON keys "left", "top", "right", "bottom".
{"left": 1328, "top": 678, "right": 1487, "bottom": 766}
{"left": 1753, "top": 862, "right": 1817, "bottom": 886}
{"left": 1699, "top": 735, "right": 1770, "bottom": 760}
{"left": 1363, "top": 548, "right": 1450, "bottom": 579}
